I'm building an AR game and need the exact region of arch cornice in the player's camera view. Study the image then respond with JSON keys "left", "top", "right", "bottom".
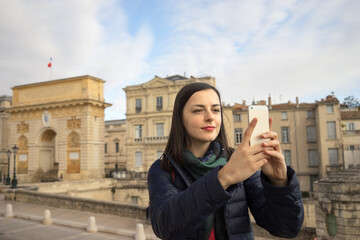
{"left": 6, "top": 99, "right": 112, "bottom": 113}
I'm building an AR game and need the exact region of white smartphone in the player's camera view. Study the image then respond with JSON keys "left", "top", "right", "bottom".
{"left": 248, "top": 105, "right": 270, "bottom": 146}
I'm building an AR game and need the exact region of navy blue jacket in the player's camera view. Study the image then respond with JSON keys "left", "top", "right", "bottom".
{"left": 148, "top": 158, "right": 304, "bottom": 239}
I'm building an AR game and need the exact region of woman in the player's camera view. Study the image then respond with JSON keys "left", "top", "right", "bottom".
{"left": 147, "top": 82, "right": 304, "bottom": 239}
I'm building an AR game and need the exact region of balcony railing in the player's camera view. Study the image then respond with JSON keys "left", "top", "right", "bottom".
{"left": 343, "top": 130, "right": 360, "bottom": 135}
{"left": 112, "top": 170, "right": 148, "bottom": 180}
{"left": 133, "top": 136, "right": 168, "bottom": 144}
{"left": 156, "top": 105, "right": 163, "bottom": 111}
{"left": 326, "top": 164, "right": 343, "bottom": 173}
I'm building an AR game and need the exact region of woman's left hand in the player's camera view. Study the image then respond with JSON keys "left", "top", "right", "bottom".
{"left": 260, "top": 118, "right": 288, "bottom": 186}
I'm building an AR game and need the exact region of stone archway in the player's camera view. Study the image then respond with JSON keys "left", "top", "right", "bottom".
{"left": 39, "top": 129, "right": 57, "bottom": 178}
{"left": 8, "top": 75, "right": 110, "bottom": 182}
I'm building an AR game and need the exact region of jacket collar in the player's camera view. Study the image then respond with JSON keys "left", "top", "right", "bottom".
{"left": 168, "top": 154, "right": 193, "bottom": 187}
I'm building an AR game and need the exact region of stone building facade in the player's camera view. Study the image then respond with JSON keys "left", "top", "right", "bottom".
{"left": 104, "top": 119, "right": 127, "bottom": 174}
{"left": 223, "top": 95, "right": 346, "bottom": 192}
{"left": 0, "top": 96, "right": 12, "bottom": 181}
{"left": 6, "top": 75, "right": 111, "bottom": 182}
{"left": 121, "top": 74, "right": 215, "bottom": 172}
{"left": 341, "top": 109, "right": 360, "bottom": 169}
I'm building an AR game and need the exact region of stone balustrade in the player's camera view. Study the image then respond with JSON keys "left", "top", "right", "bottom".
{"left": 3, "top": 189, "right": 147, "bottom": 220}
{"left": 133, "top": 136, "right": 168, "bottom": 144}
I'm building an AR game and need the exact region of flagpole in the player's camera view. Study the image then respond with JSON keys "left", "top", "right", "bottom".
{"left": 48, "top": 57, "right": 53, "bottom": 80}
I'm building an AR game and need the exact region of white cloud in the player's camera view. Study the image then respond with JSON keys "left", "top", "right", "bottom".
{"left": 0, "top": 0, "right": 154, "bottom": 119}
{"left": 152, "top": 0, "right": 360, "bottom": 105}
{"left": 0, "top": 0, "right": 104, "bottom": 86}
{"left": 0, "top": 0, "right": 359, "bottom": 120}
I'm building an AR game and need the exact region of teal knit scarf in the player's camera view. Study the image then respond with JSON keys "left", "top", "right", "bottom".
{"left": 182, "top": 141, "right": 227, "bottom": 240}
{"left": 182, "top": 141, "right": 227, "bottom": 179}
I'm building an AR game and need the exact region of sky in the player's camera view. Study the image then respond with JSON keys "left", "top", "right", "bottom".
{"left": 0, "top": 0, "right": 359, "bottom": 120}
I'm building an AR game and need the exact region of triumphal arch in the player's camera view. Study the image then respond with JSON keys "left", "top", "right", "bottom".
{"left": 7, "top": 75, "right": 111, "bottom": 182}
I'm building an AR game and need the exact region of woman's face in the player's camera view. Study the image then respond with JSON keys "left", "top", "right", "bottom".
{"left": 182, "top": 89, "right": 222, "bottom": 147}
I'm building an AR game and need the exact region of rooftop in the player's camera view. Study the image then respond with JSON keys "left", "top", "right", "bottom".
{"left": 341, "top": 109, "right": 360, "bottom": 120}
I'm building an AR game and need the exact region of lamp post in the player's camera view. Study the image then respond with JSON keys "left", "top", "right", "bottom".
{"left": 115, "top": 153, "right": 119, "bottom": 173}
{"left": 115, "top": 142, "right": 119, "bottom": 173}
{"left": 6, "top": 149, "right": 11, "bottom": 185}
{"left": 11, "top": 145, "right": 19, "bottom": 189}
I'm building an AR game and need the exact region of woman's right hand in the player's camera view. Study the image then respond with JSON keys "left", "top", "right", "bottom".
{"left": 217, "top": 118, "right": 270, "bottom": 190}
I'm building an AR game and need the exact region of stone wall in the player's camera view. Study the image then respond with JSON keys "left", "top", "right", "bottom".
{"left": 20, "top": 177, "right": 149, "bottom": 207}
{"left": 32, "top": 178, "right": 114, "bottom": 193}
{"left": 313, "top": 165, "right": 360, "bottom": 240}
{"left": 3, "top": 188, "right": 147, "bottom": 220}
{"left": 303, "top": 198, "right": 317, "bottom": 228}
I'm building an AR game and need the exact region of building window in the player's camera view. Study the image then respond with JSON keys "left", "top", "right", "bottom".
{"left": 349, "top": 145, "right": 355, "bottom": 150}
{"left": 131, "top": 196, "right": 139, "bottom": 206}
{"left": 306, "top": 126, "right": 317, "bottom": 142}
{"left": 281, "top": 112, "right": 287, "bottom": 120}
{"left": 105, "top": 143, "right": 107, "bottom": 153}
{"left": 156, "top": 123, "right": 164, "bottom": 137}
{"left": 235, "top": 128, "right": 243, "bottom": 144}
{"left": 326, "top": 121, "right": 336, "bottom": 139}
{"left": 328, "top": 148, "right": 339, "bottom": 165}
{"left": 135, "top": 99, "right": 142, "bottom": 113}
{"left": 115, "top": 142, "right": 119, "bottom": 153}
{"left": 326, "top": 105, "right": 334, "bottom": 113}
{"left": 135, "top": 125, "right": 142, "bottom": 139}
{"left": 281, "top": 127, "right": 290, "bottom": 143}
{"left": 326, "top": 213, "right": 337, "bottom": 236}
{"left": 308, "top": 149, "right": 318, "bottom": 166}
{"left": 307, "top": 110, "right": 314, "bottom": 119}
{"left": 283, "top": 150, "right": 292, "bottom": 166}
{"left": 135, "top": 151, "right": 142, "bottom": 167}
{"left": 347, "top": 122, "right": 355, "bottom": 131}
{"left": 156, "top": 96, "right": 163, "bottom": 111}
{"left": 234, "top": 113, "right": 241, "bottom": 122}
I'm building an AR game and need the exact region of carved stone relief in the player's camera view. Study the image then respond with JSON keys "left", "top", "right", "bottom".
{"left": 67, "top": 116, "right": 81, "bottom": 130}
{"left": 17, "top": 121, "right": 29, "bottom": 134}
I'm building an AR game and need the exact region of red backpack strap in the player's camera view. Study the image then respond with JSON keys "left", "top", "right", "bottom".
{"left": 171, "top": 170, "right": 175, "bottom": 183}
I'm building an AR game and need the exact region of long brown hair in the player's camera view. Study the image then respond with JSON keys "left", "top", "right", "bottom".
{"left": 161, "top": 82, "right": 232, "bottom": 172}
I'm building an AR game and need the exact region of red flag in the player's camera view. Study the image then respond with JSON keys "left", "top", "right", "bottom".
{"left": 48, "top": 58, "right": 52, "bottom": 68}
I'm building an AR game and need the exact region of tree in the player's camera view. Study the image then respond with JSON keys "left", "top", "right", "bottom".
{"left": 343, "top": 95, "right": 360, "bottom": 108}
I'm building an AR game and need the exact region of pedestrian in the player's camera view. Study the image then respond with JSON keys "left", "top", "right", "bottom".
{"left": 147, "top": 82, "right": 304, "bottom": 239}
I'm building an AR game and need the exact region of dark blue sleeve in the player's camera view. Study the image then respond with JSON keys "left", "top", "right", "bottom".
{"left": 244, "top": 166, "right": 304, "bottom": 238}
{"left": 147, "top": 160, "right": 231, "bottom": 239}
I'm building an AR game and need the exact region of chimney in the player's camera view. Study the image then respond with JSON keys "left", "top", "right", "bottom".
{"left": 296, "top": 97, "right": 299, "bottom": 108}
{"left": 268, "top": 94, "right": 272, "bottom": 109}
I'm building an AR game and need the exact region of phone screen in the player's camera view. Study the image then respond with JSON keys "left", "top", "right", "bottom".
{"left": 248, "top": 105, "right": 270, "bottom": 146}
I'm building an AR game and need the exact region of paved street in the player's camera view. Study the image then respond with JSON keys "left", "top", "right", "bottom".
{"left": 0, "top": 193, "right": 278, "bottom": 240}
{"left": 0, "top": 217, "right": 133, "bottom": 240}
{"left": 0, "top": 193, "right": 159, "bottom": 240}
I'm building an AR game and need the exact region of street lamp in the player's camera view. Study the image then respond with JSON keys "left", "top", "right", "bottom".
{"left": 115, "top": 142, "right": 119, "bottom": 173}
{"left": 6, "top": 149, "right": 11, "bottom": 185}
{"left": 11, "top": 145, "right": 19, "bottom": 189}
{"left": 115, "top": 153, "right": 119, "bottom": 173}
